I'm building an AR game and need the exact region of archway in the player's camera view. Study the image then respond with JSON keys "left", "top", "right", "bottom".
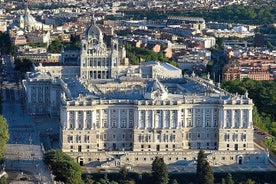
{"left": 77, "top": 157, "right": 84, "bottom": 166}
{"left": 237, "top": 155, "right": 243, "bottom": 165}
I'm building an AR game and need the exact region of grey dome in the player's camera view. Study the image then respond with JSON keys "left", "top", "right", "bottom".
{"left": 86, "top": 16, "right": 103, "bottom": 41}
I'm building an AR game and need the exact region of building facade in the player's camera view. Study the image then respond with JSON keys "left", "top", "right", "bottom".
{"left": 23, "top": 19, "right": 268, "bottom": 168}
{"left": 80, "top": 17, "right": 119, "bottom": 80}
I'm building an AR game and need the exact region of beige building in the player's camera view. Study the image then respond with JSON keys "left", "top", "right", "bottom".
{"left": 26, "top": 31, "right": 50, "bottom": 44}
{"left": 23, "top": 19, "right": 268, "bottom": 168}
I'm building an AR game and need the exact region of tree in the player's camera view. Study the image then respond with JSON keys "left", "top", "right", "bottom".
{"left": 118, "top": 165, "right": 130, "bottom": 184}
{"left": 14, "top": 58, "right": 33, "bottom": 78}
{"left": 0, "top": 177, "right": 8, "bottom": 184}
{"left": 43, "top": 149, "right": 83, "bottom": 184}
{"left": 196, "top": 149, "right": 214, "bottom": 184}
{"left": 0, "top": 116, "right": 9, "bottom": 158}
{"left": 83, "top": 175, "right": 94, "bottom": 184}
{"left": 225, "top": 173, "right": 234, "bottom": 184}
{"left": 48, "top": 38, "right": 81, "bottom": 53}
{"left": 47, "top": 39, "right": 63, "bottom": 53}
{"left": 151, "top": 157, "right": 169, "bottom": 184}
{"left": 95, "top": 173, "right": 119, "bottom": 184}
{"left": 245, "top": 179, "right": 255, "bottom": 184}
{"left": 170, "top": 179, "right": 178, "bottom": 184}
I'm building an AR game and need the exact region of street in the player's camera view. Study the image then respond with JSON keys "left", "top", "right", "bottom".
{"left": 1, "top": 53, "right": 52, "bottom": 183}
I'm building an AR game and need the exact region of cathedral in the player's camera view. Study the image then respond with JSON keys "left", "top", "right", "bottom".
{"left": 10, "top": 2, "right": 49, "bottom": 32}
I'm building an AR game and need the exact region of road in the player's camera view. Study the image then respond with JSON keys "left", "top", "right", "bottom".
{"left": 211, "top": 51, "right": 224, "bottom": 82}
{"left": 1, "top": 53, "right": 52, "bottom": 183}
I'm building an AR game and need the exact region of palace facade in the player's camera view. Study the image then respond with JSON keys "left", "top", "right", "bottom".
{"left": 23, "top": 18, "right": 268, "bottom": 168}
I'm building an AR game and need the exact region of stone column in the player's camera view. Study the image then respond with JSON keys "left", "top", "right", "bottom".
{"left": 118, "top": 109, "right": 121, "bottom": 128}
{"left": 231, "top": 110, "right": 234, "bottom": 128}
{"left": 167, "top": 111, "right": 170, "bottom": 128}
{"left": 83, "top": 111, "right": 87, "bottom": 129}
{"left": 67, "top": 111, "right": 70, "bottom": 129}
{"left": 162, "top": 111, "right": 165, "bottom": 128}
{"left": 183, "top": 109, "right": 186, "bottom": 128}
{"left": 152, "top": 110, "right": 155, "bottom": 128}
{"left": 239, "top": 110, "right": 243, "bottom": 128}
{"left": 127, "top": 109, "right": 129, "bottom": 128}
{"left": 211, "top": 109, "right": 214, "bottom": 127}
{"left": 193, "top": 109, "right": 196, "bottom": 128}
{"left": 75, "top": 111, "right": 78, "bottom": 129}
{"left": 202, "top": 109, "right": 206, "bottom": 127}
{"left": 220, "top": 109, "right": 225, "bottom": 128}
{"left": 108, "top": 109, "right": 111, "bottom": 128}
{"left": 248, "top": 108, "right": 253, "bottom": 128}
{"left": 134, "top": 110, "right": 138, "bottom": 129}
{"left": 138, "top": 111, "right": 141, "bottom": 128}
{"left": 145, "top": 110, "right": 147, "bottom": 128}
{"left": 177, "top": 110, "right": 181, "bottom": 128}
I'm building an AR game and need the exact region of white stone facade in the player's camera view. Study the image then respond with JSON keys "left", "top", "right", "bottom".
{"left": 80, "top": 17, "right": 119, "bottom": 80}
{"left": 22, "top": 19, "right": 268, "bottom": 168}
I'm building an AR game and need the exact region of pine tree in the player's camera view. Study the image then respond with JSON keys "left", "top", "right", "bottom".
{"left": 151, "top": 157, "right": 169, "bottom": 184}
{"left": 245, "top": 179, "right": 255, "bottom": 184}
{"left": 118, "top": 166, "right": 128, "bottom": 184}
{"left": 196, "top": 149, "right": 214, "bottom": 184}
{"left": 225, "top": 173, "right": 234, "bottom": 184}
{"left": 170, "top": 179, "right": 178, "bottom": 184}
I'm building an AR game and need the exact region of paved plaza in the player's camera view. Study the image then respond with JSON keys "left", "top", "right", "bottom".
{"left": 2, "top": 82, "right": 53, "bottom": 183}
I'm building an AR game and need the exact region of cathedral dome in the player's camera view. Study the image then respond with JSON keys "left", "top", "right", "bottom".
{"left": 86, "top": 16, "right": 103, "bottom": 41}
{"left": 24, "top": 8, "right": 37, "bottom": 24}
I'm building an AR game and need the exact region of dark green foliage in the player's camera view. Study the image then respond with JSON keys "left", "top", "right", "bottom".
{"left": 0, "top": 33, "right": 12, "bottom": 54}
{"left": 48, "top": 38, "right": 81, "bottom": 53}
{"left": 43, "top": 149, "right": 83, "bottom": 184}
{"left": 122, "top": 5, "right": 276, "bottom": 24}
{"left": 119, "top": 166, "right": 128, "bottom": 183}
{"left": 47, "top": 39, "right": 63, "bottom": 53}
{"left": 14, "top": 58, "right": 33, "bottom": 76}
{"left": 84, "top": 171, "right": 276, "bottom": 184}
{"left": 170, "top": 179, "right": 178, "bottom": 184}
{"left": 28, "top": 42, "right": 47, "bottom": 47}
{"left": 118, "top": 166, "right": 136, "bottom": 184}
{"left": 224, "top": 173, "right": 234, "bottom": 184}
{"left": 196, "top": 149, "right": 214, "bottom": 184}
{"left": 120, "top": 10, "right": 166, "bottom": 21}
{"left": 221, "top": 79, "right": 276, "bottom": 135}
{"left": 245, "top": 179, "right": 255, "bottom": 184}
{"left": 124, "top": 43, "right": 176, "bottom": 66}
{"left": 0, "top": 177, "right": 8, "bottom": 184}
{"left": 83, "top": 175, "right": 94, "bottom": 184}
{"left": 151, "top": 157, "right": 169, "bottom": 184}
{"left": 0, "top": 116, "right": 9, "bottom": 158}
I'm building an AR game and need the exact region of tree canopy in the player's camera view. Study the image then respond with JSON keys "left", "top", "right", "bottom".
{"left": 48, "top": 38, "right": 81, "bottom": 53}
{"left": 151, "top": 157, "right": 169, "bottom": 184}
{"left": 224, "top": 173, "right": 234, "bottom": 184}
{"left": 14, "top": 58, "right": 33, "bottom": 73}
{"left": 122, "top": 5, "right": 276, "bottom": 25}
{"left": 196, "top": 149, "right": 214, "bottom": 184}
{"left": 43, "top": 149, "right": 83, "bottom": 184}
{"left": 124, "top": 43, "right": 177, "bottom": 66}
{"left": 0, "top": 33, "right": 12, "bottom": 54}
{"left": 0, "top": 116, "right": 9, "bottom": 158}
